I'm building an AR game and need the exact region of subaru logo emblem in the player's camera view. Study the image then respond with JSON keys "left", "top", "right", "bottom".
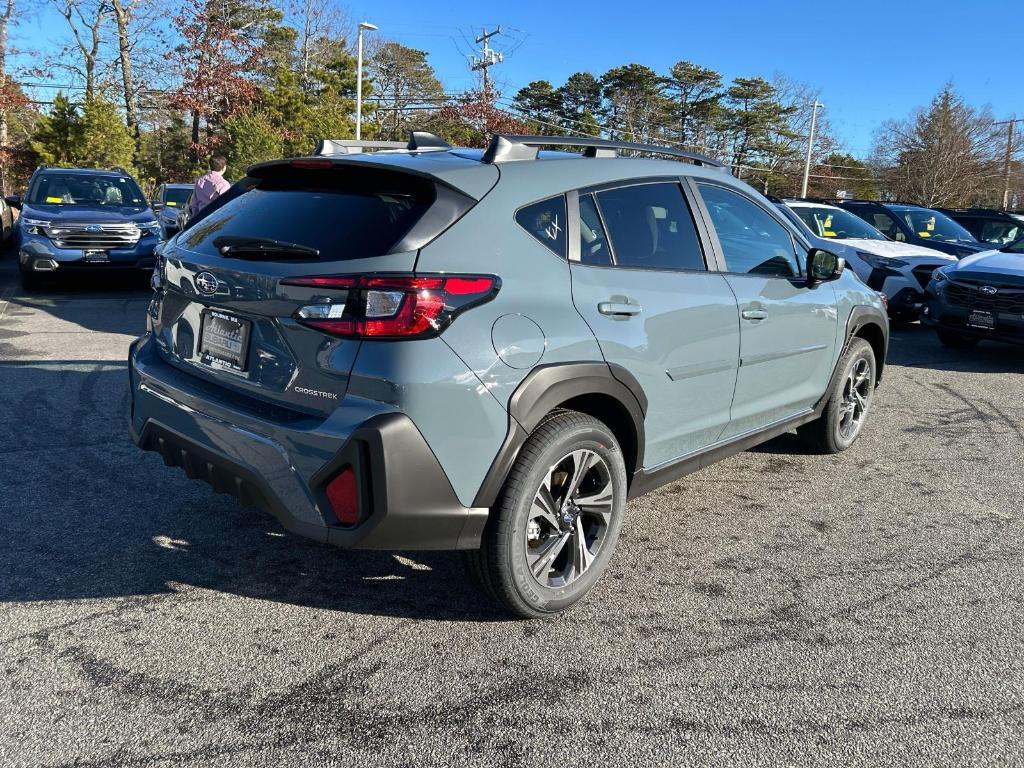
{"left": 195, "top": 272, "right": 219, "bottom": 295}
{"left": 980, "top": 285, "right": 998, "bottom": 295}
{"left": 85, "top": 224, "right": 102, "bottom": 233}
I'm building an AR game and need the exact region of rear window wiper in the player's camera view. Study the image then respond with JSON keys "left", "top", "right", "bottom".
{"left": 213, "top": 236, "right": 320, "bottom": 260}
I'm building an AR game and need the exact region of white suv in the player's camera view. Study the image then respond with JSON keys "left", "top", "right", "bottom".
{"left": 784, "top": 200, "right": 955, "bottom": 319}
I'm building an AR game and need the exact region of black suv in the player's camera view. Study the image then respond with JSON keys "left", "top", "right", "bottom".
{"left": 924, "top": 236, "right": 1024, "bottom": 348}
{"left": 937, "top": 207, "right": 1023, "bottom": 247}
{"left": 837, "top": 200, "right": 988, "bottom": 258}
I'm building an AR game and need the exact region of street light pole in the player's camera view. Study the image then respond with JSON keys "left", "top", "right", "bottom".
{"left": 355, "top": 21, "right": 377, "bottom": 141}
{"left": 801, "top": 100, "right": 822, "bottom": 198}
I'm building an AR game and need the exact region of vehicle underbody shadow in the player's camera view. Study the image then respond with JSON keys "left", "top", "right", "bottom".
{"left": 0, "top": 361, "right": 508, "bottom": 622}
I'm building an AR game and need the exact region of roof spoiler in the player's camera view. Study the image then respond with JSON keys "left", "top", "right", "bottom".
{"left": 314, "top": 131, "right": 451, "bottom": 156}
{"left": 482, "top": 134, "right": 725, "bottom": 168}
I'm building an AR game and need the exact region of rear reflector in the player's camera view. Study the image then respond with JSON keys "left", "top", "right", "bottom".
{"left": 283, "top": 273, "right": 500, "bottom": 339}
{"left": 325, "top": 466, "right": 359, "bottom": 526}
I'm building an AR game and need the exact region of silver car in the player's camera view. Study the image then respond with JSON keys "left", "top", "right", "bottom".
{"left": 129, "top": 133, "right": 888, "bottom": 617}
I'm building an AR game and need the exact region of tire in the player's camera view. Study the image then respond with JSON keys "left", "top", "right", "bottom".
{"left": 798, "top": 337, "right": 876, "bottom": 454}
{"left": 466, "top": 410, "right": 628, "bottom": 619}
{"left": 936, "top": 328, "right": 980, "bottom": 349}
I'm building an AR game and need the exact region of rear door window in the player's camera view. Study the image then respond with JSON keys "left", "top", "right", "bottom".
{"left": 980, "top": 219, "right": 1022, "bottom": 244}
{"left": 179, "top": 166, "right": 438, "bottom": 260}
{"left": 594, "top": 182, "right": 706, "bottom": 271}
{"left": 515, "top": 195, "right": 566, "bottom": 257}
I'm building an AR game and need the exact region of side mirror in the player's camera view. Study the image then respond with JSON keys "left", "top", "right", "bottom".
{"left": 5, "top": 195, "right": 21, "bottom": 209}
{"left": 151, "top": 200, "right": 163, "bottom": 211}
{"left": 808, "top": 248, "right": 845, "bottom": 283}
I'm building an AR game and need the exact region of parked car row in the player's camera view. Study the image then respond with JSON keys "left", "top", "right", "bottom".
{"left": 771, "top": 196, "right": 1024, "bottom": 347}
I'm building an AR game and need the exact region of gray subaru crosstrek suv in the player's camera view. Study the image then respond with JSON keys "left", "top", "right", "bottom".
{"left": 129, "top": 132, "right": 888, "bottom": 618}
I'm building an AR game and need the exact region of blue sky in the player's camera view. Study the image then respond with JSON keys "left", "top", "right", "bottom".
{"left": 15, "top": 0, "right": 1021, "bottom": 156}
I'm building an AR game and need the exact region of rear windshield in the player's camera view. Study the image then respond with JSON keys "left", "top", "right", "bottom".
{"left": 179, "top": 167, "right": 436, "bottom": 260}
{"left": 28, "top": 173, "right": 145, "bottom": 207}
{"left": 163, "top": 187, "right": 192, "bottom": 207}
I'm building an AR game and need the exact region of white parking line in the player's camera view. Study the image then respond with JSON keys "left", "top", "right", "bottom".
{"left": 0, "top": 284, "right": 12, "bottom": 324}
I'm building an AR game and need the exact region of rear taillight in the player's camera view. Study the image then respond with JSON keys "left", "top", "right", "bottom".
{"left": 282, "top": 273, "right": 500, "bottom": 339}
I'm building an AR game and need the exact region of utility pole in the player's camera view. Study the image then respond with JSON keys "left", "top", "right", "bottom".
{"left": 800, "top": 100, "right": 822, "bottom": 198}
{"left": 470, "top": 26, "right": 504, "bottom": 100}
{"left": 995, "top": 117, "right": 1022, "bottom": 211}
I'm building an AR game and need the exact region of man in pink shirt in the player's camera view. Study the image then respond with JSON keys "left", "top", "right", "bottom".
{"left": 190, "top": 156, "right": 231, "bottom": 215}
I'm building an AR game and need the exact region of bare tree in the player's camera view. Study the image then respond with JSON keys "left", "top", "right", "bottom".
{"left": 51, "top": 0, "right": 111, "bottom": 100}
{"left": 872, "top": 84, "right": 1001, "bottom": 206}
{"left": 0, "top": 0, "right": 14, "bottom": 193}
{"left": 287, "top": 0, "right": 347, "bottom": 88}
{"left": 110, "top": 0, "right": 138, "bottom": 148}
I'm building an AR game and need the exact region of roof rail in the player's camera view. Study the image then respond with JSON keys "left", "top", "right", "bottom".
{"left": 314, "top": 131, "right": 451, "bottom": 156}
{"left": 482, "top": 134, "right": 725, "bottom": 168}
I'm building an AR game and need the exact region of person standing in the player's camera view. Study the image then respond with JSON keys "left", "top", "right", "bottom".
{"left": 190, "top": 156, "right": 230, "bottom": 216}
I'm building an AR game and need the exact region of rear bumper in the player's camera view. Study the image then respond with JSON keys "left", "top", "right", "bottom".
{"left": 129, "top": 335, "right": 488, "bottom": 550}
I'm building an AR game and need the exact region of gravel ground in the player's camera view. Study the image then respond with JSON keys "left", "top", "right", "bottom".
{"left": 1, "top": 254, "right": 1023, "bottom": 767}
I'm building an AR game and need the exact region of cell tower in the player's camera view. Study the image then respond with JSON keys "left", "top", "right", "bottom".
{"left": 470, "top": 27, "right": 504, "bottom": 97}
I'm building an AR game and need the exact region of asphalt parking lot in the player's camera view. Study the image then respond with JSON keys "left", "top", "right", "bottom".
{"left": 1, "top": 252, "right": 1023, "bottom": 767}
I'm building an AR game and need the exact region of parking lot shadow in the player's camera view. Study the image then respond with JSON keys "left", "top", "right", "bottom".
{"left": 0, "top": 361, "right": 506, "bottom": 621}
{"left": 886, "top": 323, "right": 1024, "bottom": 374}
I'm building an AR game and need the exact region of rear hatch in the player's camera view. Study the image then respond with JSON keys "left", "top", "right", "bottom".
{"left": 151, "top": 158, "right": 485, "bottom": 416}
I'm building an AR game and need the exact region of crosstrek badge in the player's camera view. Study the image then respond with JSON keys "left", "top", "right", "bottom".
{"left": 292, "top": 386, "right": 338, "bottom": 400}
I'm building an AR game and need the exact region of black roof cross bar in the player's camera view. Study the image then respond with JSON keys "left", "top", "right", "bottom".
{"left": 482, "top": 134, "right": 725, "bottom": 168}
{"left": 315, "top": 131, "right": 452, "bottom": 156}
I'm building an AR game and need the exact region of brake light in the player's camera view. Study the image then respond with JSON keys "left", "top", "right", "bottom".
{"left": 283, "top": 273, "right": 500, "bottom": 339}
{"left": 325, "top": 466, "right": 359, "bottom": 525}
{"left": 290, "top": 158, "right": 333, "bottom": 170}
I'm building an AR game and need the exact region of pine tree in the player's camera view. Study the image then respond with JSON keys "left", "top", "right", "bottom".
{"left": 80, "top": 96, "right": 135, "bottom": 169}
{"left": 30, "top": 93, "right": 83, "bottom": 166}
{"left": 221, "top": 109, "right": 282, "bottom": 176}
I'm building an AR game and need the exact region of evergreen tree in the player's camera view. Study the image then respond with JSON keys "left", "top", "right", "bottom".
{"left": 370, "top": 42, "right": 444, "bottom": 141}
{"left": 600, "top": 64, "right": 671, "bottom": 144}
{"left": 220, "top": 108, "right": 282, "bottom": 177}
{"left": 30, "top": 93, "right": 83, "bottom": 166}
{"left": 80, "top": 96, "right": 135, "bottom": 169}
{"left": 665, "top": 61, "right": 722, "bottom": 148}
{"left": 512, "top": 80, "right": 561, "bottom": 134}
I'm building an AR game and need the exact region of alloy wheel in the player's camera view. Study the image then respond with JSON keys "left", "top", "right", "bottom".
{"left": 525, "top": 449, "right": 614, "bottom": 589}
{"left": 838, "top": 356, "right": 872, "bottom": 440}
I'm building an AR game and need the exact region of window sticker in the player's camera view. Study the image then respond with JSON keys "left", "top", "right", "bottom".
{"left": 46, "top": 196, "right": 63, "bottom": 203}
{"left": 166, "top": 201, "right": 177, "bottom": 206}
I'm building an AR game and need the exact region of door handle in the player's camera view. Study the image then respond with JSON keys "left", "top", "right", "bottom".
{"left": 741, "top": 308, "right": 768, "bottom": 321}
{"left": 598, "top": 301, "right": 642, "bottom": 317}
